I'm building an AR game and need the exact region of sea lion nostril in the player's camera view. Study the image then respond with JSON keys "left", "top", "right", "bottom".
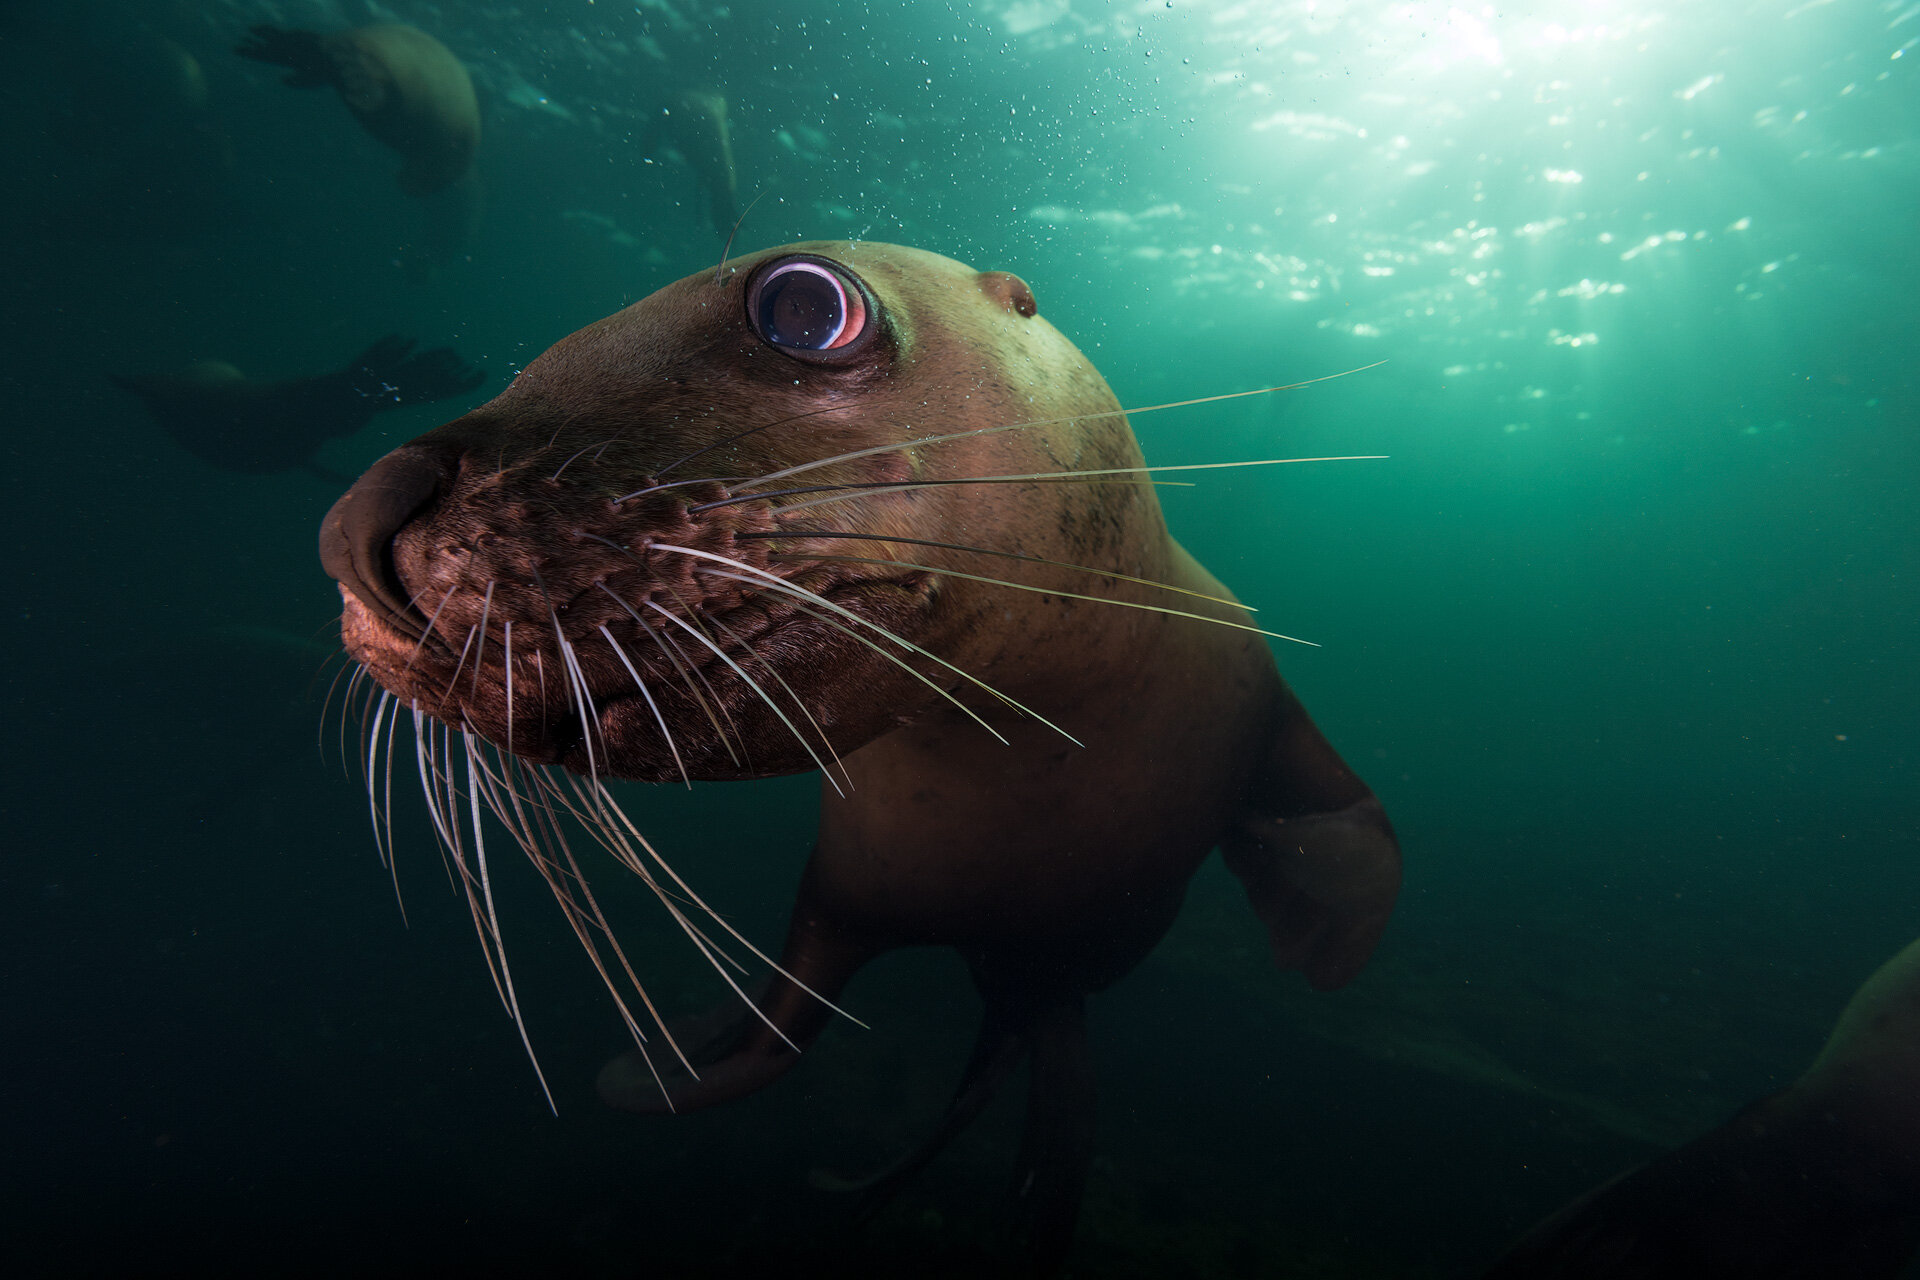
{"left": 318, "top": 446, "right": 451, "bottom": 637}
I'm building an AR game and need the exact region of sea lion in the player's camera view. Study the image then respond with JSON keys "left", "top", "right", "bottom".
{"left": 236, "top": 23, "right": 479, "bottom": 197}
{"left": 1487, "top": 936, "right": 1920, "bottom": 1277}
{"left": 318, "top": 242, "right": 1401, "bottom": 1266}
{"left": 115, "top": 336, "right": 484, "bottom": 475}
{"left": 638, "top": 91, "right": 739, "bottom": 235}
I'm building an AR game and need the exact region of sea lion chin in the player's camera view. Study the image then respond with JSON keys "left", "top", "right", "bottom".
{"left": 320, "top": 241, "right": 1402, "bottom": 1267}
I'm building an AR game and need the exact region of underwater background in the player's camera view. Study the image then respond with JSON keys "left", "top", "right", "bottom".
{"left": 2, "top": 0, "right": 1915, "bottom": 1275}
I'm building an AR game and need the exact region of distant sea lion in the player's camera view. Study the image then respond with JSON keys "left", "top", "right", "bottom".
{"left": 115, "top": 336, "right": 483, "bottom": 475}
{"left": 639, "top": 90, "right": 739, "bottom": 235}
{"left": 318, "top": 243, "right": 1401, "bottom": 1266}
{"left": 236, "top": 23, "right": 479, "bottom": 197}
{"left": 1487, "top": 936, "right": 1920, "bottom": 1277}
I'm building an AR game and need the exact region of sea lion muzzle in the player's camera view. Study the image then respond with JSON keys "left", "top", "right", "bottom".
{"left": 319, "top": 444, "right": 453, "bottom": 640}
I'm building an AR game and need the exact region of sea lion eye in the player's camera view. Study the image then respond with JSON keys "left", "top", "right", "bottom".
{"left": 748, "top": 257, "right": 875, "bottom": 360}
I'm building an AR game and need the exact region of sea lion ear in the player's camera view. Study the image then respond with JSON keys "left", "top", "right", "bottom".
{"left": 978, "top": 271, "right": 1038, "bottom": 318}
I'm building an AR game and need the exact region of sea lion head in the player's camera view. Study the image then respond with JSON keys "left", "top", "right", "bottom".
{"left": 322, "top": 242, "right": 1156, "bottom": 783}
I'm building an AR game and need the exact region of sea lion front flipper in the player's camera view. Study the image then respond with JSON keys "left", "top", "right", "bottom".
{"left": 1223, "top": 689, "right": 1401, "bottom": 991}
{"left": 597, "top": 900, "right": 876, "bottom": 1114}
{"left": 341, "top": 335, "right": 486, "bottom": 411}
{"left": 1008, "top": 997, "right": 1096, "bottom": 1273}
{"left": 814, "top": 993, "right": 1094, "bottom": 1274}
{"left": 234, "top": 26, "right": 335, "bottom": 90}
{"left": 812, "top": 1003, "right": 1027, "bottom": 1204}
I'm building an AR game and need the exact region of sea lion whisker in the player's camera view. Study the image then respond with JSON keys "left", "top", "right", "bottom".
{"left": 503, "top": 620, "right": 516, "bottom": 754}
{"left": 611, "top": 475, "right": 755, "bottom": 503}
{"left": 570, "top": 528, "right": 790, "bottom": 774}
{"left": 654, "top": 544, "right": 1083, "bottom": 748}
{"left": 641, "top": 599, "right": 849, "bottom": 799}
{"left": 771, "top": 478, "right": 1200, "bottom": 517}
{"left": 402, "top": 583, "right": 461, "bottom": 675}
{"left": 514, "top": 765, "right": 707, "bottom": 926}
{"left": 361, "top": 691, "right": 409, "bottom": 924}
{"left": 459, "top": 741, "right": 559, "bottom": 1113}
{"left": 638, "top": 405, "right": 848, "bottom": 491}
{"left": 646, "top": 622, "right": 746, "bottom": 769}
{"left": 317, "top": 656, "right": 356, "bottom": 763}
{"left": 469, "top": 581, "right": 496, "bottom": 702}
{"left": 339, "top": 665, "right": 371, "bottom": 773}
{"left": 721, "top": 364, "right": 1387, "bottom": 493}
{"left": 551, "top": 437, "right": 621, "bottom": 482}
{"left": 596, "top": 622, "right": 692, "bottom": 788}
{"left": 712, "top": 188, "right": 769, "bottom": 286}
{"left": 538, "top": 768, "right": 760, "bottom": 980}
{"left": 689, "top": 456, "right": 1387, "bottom": 517}
{"left": 555, "top": 632, "right": 608, "bottom": 781}
{"left": 687, "top": 476, "right": 1163, "bottom": 516}
{"left": 692, "top": 561, "right": 1019, "bottom": 735}
{"left": 525, "top": 565, "right": 572, "bottom": 714}
{"left": 440, "top": 624, "right": 480, "bottom": 703}
{"left": 464, "top": 743, "right": 697, "bottom": 1084}
{"left": 363, "top": 690, "right": 397, "bottom": 868}
{"left": 702, "top": 608, "right": 853, "bottom": 795}
{"left": 739, "top": 529, "right": 1252, "bottom": 610}
{"left": 512, "top": 763, "right": 778, "bottom": 1063}
{"left": 412, "top": 709, "right": 465, "bottom": 895}
{"left": 565, "top": 533, "right": 744, "bottom": 763}
{"left": 568, "top": 771, "right": 868, "bottom": 1031}
{"left": 643, "top": 581, "right": 757, "bottom": 770}
{"left": 773, "top": 554, "right": 1319, "bottom": 648}
{"left": 411, "top": 709, "right": 494, "bottom": 986}
{"left": 636, "top": 611, "right": 743, "bottom": 770}
{"left": 780, "top": 600, "right": 1010, "bottom": 746}
{"left": 382, "top": 692, "right": 403, "bottom": 912}
{"left": 707, "top": 558, "right": 1044, "bottom": 730}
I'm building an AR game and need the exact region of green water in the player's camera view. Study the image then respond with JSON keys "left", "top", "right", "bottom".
{"left": 2, "top": 0, "right": 1915, "bottom": 1274}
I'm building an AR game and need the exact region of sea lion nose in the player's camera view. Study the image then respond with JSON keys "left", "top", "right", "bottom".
{"left": 318, "top": 445, "right": 451, "bottom": 637}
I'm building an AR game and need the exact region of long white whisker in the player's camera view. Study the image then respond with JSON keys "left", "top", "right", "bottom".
{"left": 772, "top": 553, "right": 1318, "bottom": 647}
{"left": 779, "top": 599, "right": 1007, "bottom": 745}
{"left": 651, "top": 544, "right": 1083, "bottom": 748}
{"left": 702, "top": 608, "right": 853, "bottom": 794}
{"left": 596, "top": 621, "right": 692, "bottom": 788}
{"left": 592, "top": 583, "right": 742, "bottom": 770}
{"left": 569, "top": 772, "right": 867, "bottom": 1030}
{"left": 503, "top": 619, "right": 515, "bottom": 754}
{"left": 463, "top": 740, "right": 557, "bottom": 1113}
{"left": 657, "top": 615, "right": 749, "bottom": 769}
{"left": 717, "top": 367, "right": 1387, "bottom": 493}
{"left": 739, "top": 528, "right": 1252, "bottom": 610}
{"left": 692, "top": 455, "right": 1390, "bottom": 516}
{"left": 469, "top": 580, "right": 496, "bottom": 701}
{"left": 402, "top": 583, "right": 460, "bottom": 674}
{"left": 465, "top": 739, "right": 694, "bottom": 1088}
{"left": 642, "top": 599, "right": 848, "bottom": 798}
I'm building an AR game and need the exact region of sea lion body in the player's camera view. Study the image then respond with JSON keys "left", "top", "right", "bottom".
{"left": 639, "top": 90, "right": 740, "bottom": 235}
{"left": 1488, "top": 937, "right": 1920, "bottom": 1277}
{"left": 320, "top": 242, "right": 1400, "bottom": 1262}
{"left": 238, "top": 24, "right": 479, "bottom": 197}
{"left": 114, "top": 336, "right": 483, "bottom": 475}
